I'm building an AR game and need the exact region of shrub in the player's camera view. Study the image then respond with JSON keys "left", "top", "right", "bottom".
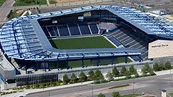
{"left": 98, "top": 93, "right": 105, "bottom": 97}
{"left": 129, "top": 65, "right": 137, "bottom": 74}
{"left": 159, "top": 63, "right": 165, "bottom": 70}
{"left": 165, "top": 61, "right": 171, "bottom": 70}
{"left": 95, "top": 69, "right": 104, "bottom": 80}
{"left": 63, "top": 74, "right": 69, "bottom": 84}
{"left": 112, "top": 92, "right": 121, "bottom": 97}
{"left": 141, "top": 63, "right": 153, "bottom": 74}
{"left": 79, "top": 71, "right": 87, "bottom": 82}
{"left": 88, "top": 70, "right": 96, "bottom": 80}
{"left": 70, "top": 73, "right": 77, "bottom": 83}
{"left": 153, "top": 62, "right": 160, "bottom": 71}
{"left": 106, "top": 71, "right": 114, "bottom": 81}
{"left": 120, "top": 66, "right": 127, "bottom": 75}
{"left": 112, "top": 66, "right": 119, "bottom": 76}
{"left": 135, "top": 73, "right": 139, "bottom": 78}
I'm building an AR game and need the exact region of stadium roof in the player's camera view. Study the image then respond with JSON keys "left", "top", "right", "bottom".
{"left": 2, "top": 5, "right": 173, "bottom": 61}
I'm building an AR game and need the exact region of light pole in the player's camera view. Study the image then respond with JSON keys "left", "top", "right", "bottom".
{"left": 91, "top": 84, "right": 94, "bottom": 97}
{"left": 132, "top": 77, "right": 135, "bottom": 95}
{"left": 49, "top": 90, "right": 50, "bottom": 97}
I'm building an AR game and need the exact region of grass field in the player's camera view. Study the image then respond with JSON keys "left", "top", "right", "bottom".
{"left": 50, "top": 36, "right": 131, "bottom": 68}
{"left": 0, "top": 0, "right": 6, "bottom": 6}
{"left": 57, "top": 57, "right": 130, "bottom": 68}
{"left": 50, "top": 36, "right": 115, "bottom": 49}
{"left": 14, "top": 0, "right": 47, "bottom": 6}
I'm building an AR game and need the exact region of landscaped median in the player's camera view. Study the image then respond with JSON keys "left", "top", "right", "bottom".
{"left": 0, "top": 0, "right": 6, "bottom": 6}
{"left": 169, "top": 93, "right": 173, "bottom": 97}
{"left": 98, "top": 92, "right": 142, "bottom": 97}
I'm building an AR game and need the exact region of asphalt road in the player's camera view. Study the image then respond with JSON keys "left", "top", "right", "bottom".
{"left": 26, "top": 73, "right": 173, "bottom": 97}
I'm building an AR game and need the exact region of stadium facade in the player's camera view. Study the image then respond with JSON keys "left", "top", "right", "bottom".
{"left": 0, "top": 5, "right": 173, "bottom": 88}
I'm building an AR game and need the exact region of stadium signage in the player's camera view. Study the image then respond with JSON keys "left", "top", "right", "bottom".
{"left": 151, "top": 44, "right": 168, "bottom": 48}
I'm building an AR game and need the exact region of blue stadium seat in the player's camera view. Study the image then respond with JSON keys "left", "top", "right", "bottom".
{"left": 130, "top": 56, "right": 141, "bottom": 61}
{"left": 52, "top": 26, "right": 59, "bottom": 37}
{"left": 58, "top": 25, "right": 70, "bottom": 36}
{"left": 79, "top": 24, "right": 91, "bottom": 35}
{"left": 108, "top": 37, "right": 121, "bottom": 47}
{"left": 47, "top": 27, "right": 56, "bottom": 36}
{"left": 68, "top": 24, "right": 80, "bottom": 35}
{"left": 42, "top": 26, "right": 50, "bottom": 37}
{"left": 89, "top": 24, "right": 98, "bottom": 34}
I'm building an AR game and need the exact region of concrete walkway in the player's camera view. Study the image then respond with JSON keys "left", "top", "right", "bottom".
{"left": 154, "top": 69, "right": 173, "bottom": 75}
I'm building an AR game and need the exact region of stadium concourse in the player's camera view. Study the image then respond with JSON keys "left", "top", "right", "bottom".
{"left": 0, "top": 5, "right": 173, "bottom": 87}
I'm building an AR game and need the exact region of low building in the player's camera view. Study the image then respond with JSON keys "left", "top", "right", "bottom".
{"left": 148, "top": 40, "right": 173, "bottom": 59}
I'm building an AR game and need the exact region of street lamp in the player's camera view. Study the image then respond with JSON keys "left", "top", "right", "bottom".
{"left": 132, "top": 77, "right": 135, "bottom": 95}
{"left": 90, "top": 84, "right": 94, "bottom": 97}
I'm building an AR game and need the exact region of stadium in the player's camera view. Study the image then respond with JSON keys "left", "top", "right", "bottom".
{"left": 0, "top": 5, "right": 173, "bottom": 87}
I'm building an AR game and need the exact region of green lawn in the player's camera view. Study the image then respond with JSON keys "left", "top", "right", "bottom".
{"left": 49, "top": 0, "right": 57, "bottom": 4}
{"left": 121, "top": 94, "right": 141, "bottom": 97}
{"left": 14, "top": 0, "right": 47, "bottom": 6}
{"left": 170, "top": 93, "right": 173, "bottom": 97}
{"left": 50, "top": 36, "right": 115, "bottom": 49}
{"left": 0, "top": 0, "right": 6, "bottom": 6}
{"left": 49, "top": 36, "right": 131, "bottom": 68}
{"left": 109, "top": 84, "right": 129, "bottom": 89}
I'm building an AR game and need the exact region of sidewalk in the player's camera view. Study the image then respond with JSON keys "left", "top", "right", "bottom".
{"left": 2, "top": 81, "right": 93, "bottom": 97}
{"left": 154, "top": 69, "right": 173, "bottom": 76}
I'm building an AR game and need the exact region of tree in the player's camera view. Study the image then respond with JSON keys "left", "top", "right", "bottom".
{"left": 34, "top": 84, "right": 39, "bottom": 88}
{"left": 141, "top": 66, "right": 147, "bottom": 74}
{"left": 106, "top": 71, "right": 113, "bottom": 81}
{"left": 112, "top": 92, "right": 121, "bottom": 97}
{"left": 144, "top": 63, "right": 150, "bottom": 70}
{"left": 39, "top": 83, "right": 46, "bottom": 88}
{"left": 129, "top": 65, "right": 137, "bottom": 74}
{"left": 135, "top": 73, "right": 139, "bottom": 78}
{"left": 141, "top": 63, "right": 153, "bottom": 74}
{"left": 148, "top": 66, "right": 153, "bottom": 72}
{"left": 99, "top": 73, "right": 104, "bottom": 80}
{"left": 124, "top": 70, "right": 130, "bottom": 77}
{"left": 153, "top": 62, "right": 159, "bottom": 71}
{"left": 121, "top": 66, "right": 127, "bottom": 75}
{"left": 26, "top": 85, "right": 30, "bottom": 89}
{"left": 95, "top": 69, "right": 101, "bottom": 77}
{"left": 159, "top": 63, "right": 165, "bottom": 70}
{"left": 98, "top": 93, "right": 105, "bottom": 97}
{"left": 95, "top": 69, "right": 104, "bottom": 80}
{"left": 79, "top": 71, "right": 87, "bottom": 82}
{"left": 88, "top": 70, "right": 96, "bottom": 80}
{"left": 63, "top": 74, "right": 69, "bottom": 84}
{"left": 165, "top": 61, "right": 171, "bottom": 69}
{"left": 112, "top": 66, "right": 119, "bottom": 76}
{"left": 71, "top": 73, "right": 77, "bottom": 83}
